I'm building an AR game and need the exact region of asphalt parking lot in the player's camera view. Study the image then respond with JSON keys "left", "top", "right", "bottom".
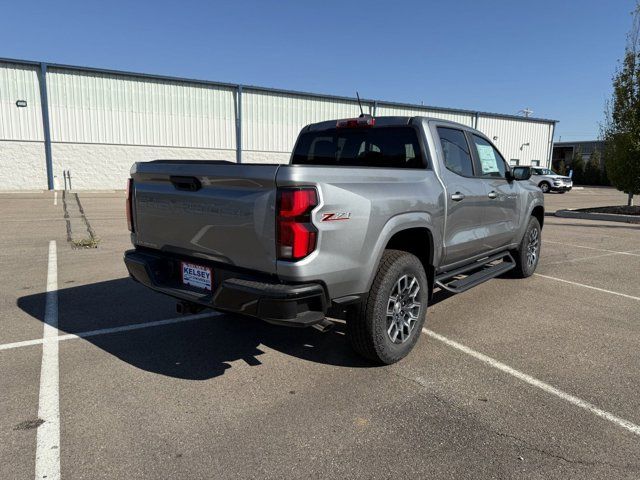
{"left": 1, "top": 187, "right": 639, "bottom": 479}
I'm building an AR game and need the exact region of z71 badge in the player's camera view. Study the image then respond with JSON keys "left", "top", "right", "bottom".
{"left": 321, "top": 212, "right": 351, "bottom": 221}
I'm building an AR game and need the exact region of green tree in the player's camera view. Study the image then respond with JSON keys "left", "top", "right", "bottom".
{"left": 603, "top": 6, "right": 640, "bottom": 205}
{"left": 571, "top": 149, "right": 585, "bottom": 184}
{"left": 557, "top": 160, "right": 567, "bottom": 176}
{"left": 601, "top": 158, "right": 610, "bottom": 185}
{"left": 584, "top": 150, "right": 602, "bottom": 185}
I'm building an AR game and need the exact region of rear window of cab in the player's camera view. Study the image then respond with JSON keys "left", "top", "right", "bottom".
{"left": 292, "top": 127, "right": 424, "bottom": 168}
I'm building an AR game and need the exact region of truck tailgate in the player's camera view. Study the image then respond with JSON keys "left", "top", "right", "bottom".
{"left": 131, "top": 161, "right": 279, "bottom": 274}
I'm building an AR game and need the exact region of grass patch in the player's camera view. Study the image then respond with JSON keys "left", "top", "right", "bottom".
{"left": 576, "top": 205, "right": 640, "bottom": 216}
{"left": 72, "top": 237, "right": 101, "bottom": 248}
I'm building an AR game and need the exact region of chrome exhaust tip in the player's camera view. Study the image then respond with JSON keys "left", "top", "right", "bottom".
{"left": 312, "top": 318, "right": 334, "bottom": 333}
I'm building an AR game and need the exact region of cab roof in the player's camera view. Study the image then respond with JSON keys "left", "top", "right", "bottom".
{"left": 305, "top": 116, "right": 474, "bottom": 132}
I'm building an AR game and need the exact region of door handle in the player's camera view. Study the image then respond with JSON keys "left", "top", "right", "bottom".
{"left": 451, "top": 192, "right": 465, "bottom": 202}
{"left": 488, "top": 191, "right": 498, "bottom": 199}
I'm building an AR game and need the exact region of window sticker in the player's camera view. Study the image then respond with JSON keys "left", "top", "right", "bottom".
{"left": 477, "top": 144, "right": 499, "bottom": 174}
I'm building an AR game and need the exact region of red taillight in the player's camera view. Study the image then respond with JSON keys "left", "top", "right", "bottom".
{"left": 126, "top": 178, "right": 134, "bottom": 232}
{"left": 336, "top": 116, "right": 375, "bottom": 128}
{"left": 277, "top": 187, "right": 318, "bottom": 260}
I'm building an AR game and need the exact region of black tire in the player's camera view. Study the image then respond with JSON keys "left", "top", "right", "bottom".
{"left": 539, "top": 182, "right": 550, "bottom": 193}
{"left": 511, "top": 217, "right": 541, "bottom": 278}
{"left": 346, "top": 250, "right": 428, "bottom": 365}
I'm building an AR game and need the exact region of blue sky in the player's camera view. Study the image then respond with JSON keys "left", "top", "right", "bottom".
{"left": 1, "top": 0, "right": 634, "bottom": 140}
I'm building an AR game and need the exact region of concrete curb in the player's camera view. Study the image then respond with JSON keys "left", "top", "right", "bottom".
{"left": 0, "top": 189, "right": 48, "bottom": 194}
{"left": 0, "top": 189, "right": 120, "bottom": 194}
{"left": 555, "top": 209, "right": 640, "bottom": 224}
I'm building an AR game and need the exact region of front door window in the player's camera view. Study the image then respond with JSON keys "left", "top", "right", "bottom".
{"left": 471, "top": 135, "right": 507, "bottom": 178}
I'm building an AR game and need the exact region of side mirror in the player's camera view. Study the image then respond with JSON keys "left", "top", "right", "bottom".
{"left": 511, "top": 166, "right": 532, "bottom": 181}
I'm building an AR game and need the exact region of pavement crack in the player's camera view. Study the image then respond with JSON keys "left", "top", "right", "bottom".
{"left": 74, "top": 192, "right": 98, "bottom": 242}
{"left": 61, "top": 191, "right": 100, "bottom": 248}
{"left": 390, "top": 369, "right": 459, "bottom": 409}
{"left": 13, "top": 418, "right": 45, "bottom": 430}
{"left": 487, "top": 428, "right": 639, "bottom": 471}
{"left": 62, "top": 190, "right": 72, "bottom": 243}
{"left": 392, "top": 369, "right": 640, "bottom": 473}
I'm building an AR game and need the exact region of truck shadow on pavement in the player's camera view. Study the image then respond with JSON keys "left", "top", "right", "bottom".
{"left": 18, "top": 277, "right": 378, "bottom": 379}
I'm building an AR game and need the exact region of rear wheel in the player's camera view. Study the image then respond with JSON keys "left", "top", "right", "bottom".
{"left": 511, "top": 217, "right": 541, "bottom": 278}
{"left": 347, "top": 250, "right": 428, "bottom": 364}
{"left": 539, "top": 182, "right": 550, "bottom": 193}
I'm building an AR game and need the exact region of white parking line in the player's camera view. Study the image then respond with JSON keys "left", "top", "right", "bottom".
{"left": 36, "top": 241, "right": 60, "bottom": 480}
{"left": 53, "top": 191, "right": 57, "bottom": 206}
{"left": 0, "top": 311, "right": 218, "bottom": 353}
{"left": 424, "top": 328, "right": 640, "bottom": 437}
{"left": 544, "top": 240, "right": 640, "bottom": 257}
{"left": 534, "top": 273, "right": 640, "bottom": 301}
{"left": 0, "top": 337, "right": 45, "bottom": 351}
{"left": 542, "top": 252, "right": 620, "bottom": 266}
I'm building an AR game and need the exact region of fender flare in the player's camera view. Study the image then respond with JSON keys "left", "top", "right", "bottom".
{"left": 363, "top": 212, "right": 440, "bottom": 293}
{"left": 515, "top": 200, "right": 545, "bottom": 244}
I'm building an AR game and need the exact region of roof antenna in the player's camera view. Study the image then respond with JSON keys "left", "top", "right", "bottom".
{"left": 356, "top": 91, "right": 364, "bottom": 117}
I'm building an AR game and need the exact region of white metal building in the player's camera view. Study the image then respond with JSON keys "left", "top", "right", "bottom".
{"left": 0, "top": 58, "right": 557, "bottom": 190}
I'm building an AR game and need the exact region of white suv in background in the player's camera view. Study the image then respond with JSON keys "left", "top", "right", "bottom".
{"left": 530, "top": 168, "right": 573, "bottom": 193}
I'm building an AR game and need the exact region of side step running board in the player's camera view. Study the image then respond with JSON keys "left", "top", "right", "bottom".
{"left": 435, "top": 252, "right": 515, "bottom": 294}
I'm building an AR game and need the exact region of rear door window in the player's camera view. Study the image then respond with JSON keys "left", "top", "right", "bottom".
{"left": 292, "top": 127, "right": 424, "bottom": 168}
{"left": 437, "top": 127, "right": 474, "bottom": 177}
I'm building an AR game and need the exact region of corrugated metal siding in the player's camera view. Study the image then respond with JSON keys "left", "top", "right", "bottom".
{"left": 376, "top": 104, "right": 475, "bottom": 126}
{"left": 242, "top": 90, "right": 366, "bottom": 152}
{"left": 1, "top": 58, "right": 556, "bottom": 187}
{"left": 47, "top": 68, "right": 236, "bottom": 149}
{"left": 0, "top": 62, "right": 44, "bottom": 141}
{"left": 476, "top": 116, "right": 551, "bottom": 166}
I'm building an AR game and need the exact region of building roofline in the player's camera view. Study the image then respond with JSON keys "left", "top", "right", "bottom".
{"left": 0, "top": 57, "right": 558, "bottom": 125}
{"left": 553, "top": 140, "right": 603, "bottom": 146}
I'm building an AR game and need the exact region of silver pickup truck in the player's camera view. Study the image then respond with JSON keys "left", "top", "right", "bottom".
{"left": 124, "top": 115, "right": 544, "bottom": 364}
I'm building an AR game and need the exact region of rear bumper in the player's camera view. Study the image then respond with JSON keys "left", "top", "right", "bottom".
{"left": 124, "top": 249, "right": 327, "bottom": 327}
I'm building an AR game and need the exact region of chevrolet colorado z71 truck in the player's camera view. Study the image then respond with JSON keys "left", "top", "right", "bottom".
{"left": 124, "top": 115, "right": 544, "bottom": 364}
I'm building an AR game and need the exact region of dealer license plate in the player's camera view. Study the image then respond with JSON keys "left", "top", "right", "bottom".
{"left": 181, "top": 262, "right": 212, "bottom": 291}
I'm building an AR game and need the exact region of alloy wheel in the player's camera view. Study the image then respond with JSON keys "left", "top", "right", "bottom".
{"left": 386, "top": 275, "right": 421, "bottom": 344}
{"left": 526, "top": 226, "right": 540, "bottom": 268}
